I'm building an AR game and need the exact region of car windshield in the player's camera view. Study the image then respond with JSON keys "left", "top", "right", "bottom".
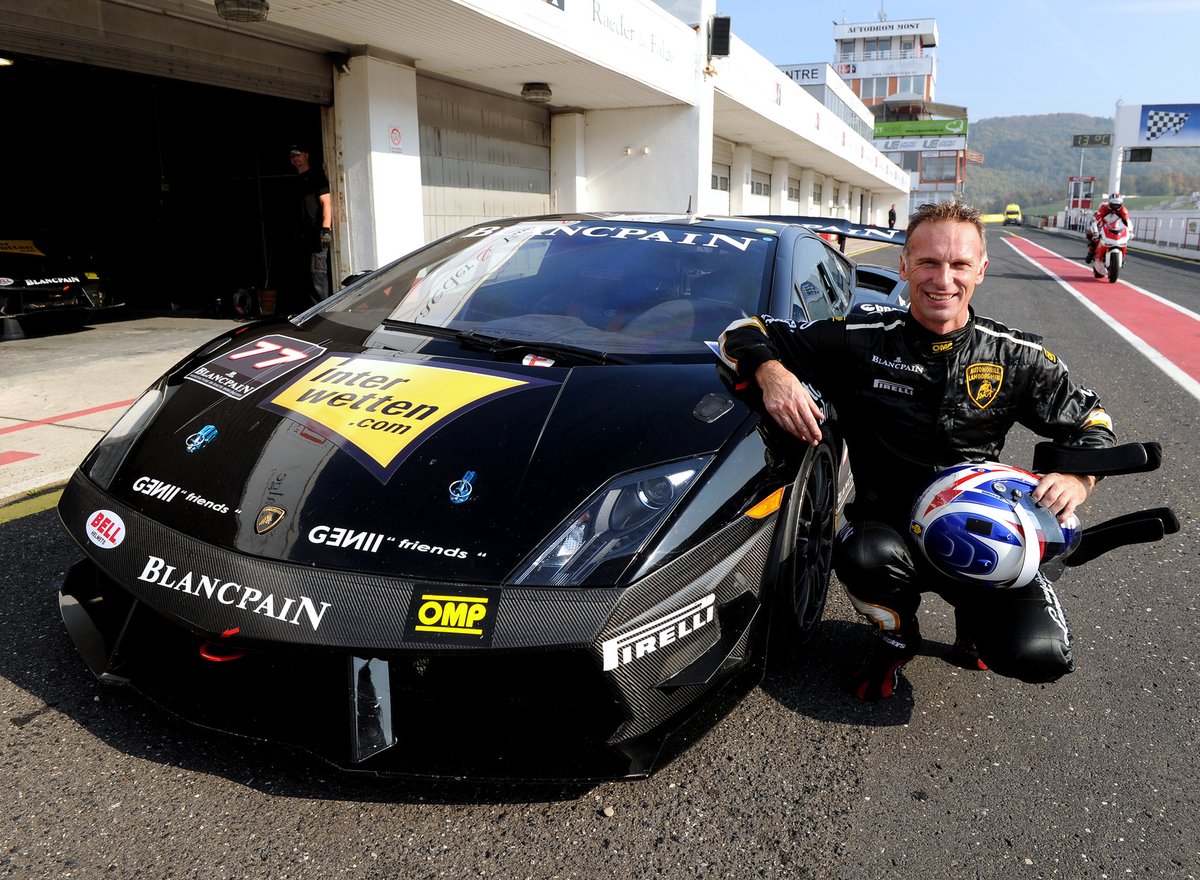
{"left": 315, "top": 218, "right": 775, "bottom": 357}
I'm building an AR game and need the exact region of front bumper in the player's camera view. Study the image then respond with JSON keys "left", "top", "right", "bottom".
{"left": 57, "top": 472, "right": 777, "bottom": 780}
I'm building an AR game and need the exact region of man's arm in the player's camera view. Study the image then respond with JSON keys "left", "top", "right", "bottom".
{"left": 754, "top": 360, "right": 825, "bottom": 446}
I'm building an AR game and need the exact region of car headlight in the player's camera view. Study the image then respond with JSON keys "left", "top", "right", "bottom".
{"left": 511, "top": 456, "right": 711, "bottom": 586}
{"left": 81, "top": 384, "right": 166, "bottom": 490}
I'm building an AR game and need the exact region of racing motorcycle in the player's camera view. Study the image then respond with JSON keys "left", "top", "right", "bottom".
{"left": 1092, "top": 215, "right": 1130, "bottom": 283}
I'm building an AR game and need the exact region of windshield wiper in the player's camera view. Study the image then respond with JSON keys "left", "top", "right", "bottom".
{"left": 379, "top": 319, "right": 632, "bottom": 365}
{"left": 454, "top": 330, "right": 633, "bottom": 365}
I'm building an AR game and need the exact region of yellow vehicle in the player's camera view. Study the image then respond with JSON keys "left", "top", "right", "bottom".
{"left": 1003, "top": 203, "right": 1023, "bottom": 226}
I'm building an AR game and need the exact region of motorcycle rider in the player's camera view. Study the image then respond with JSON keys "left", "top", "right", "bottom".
{"left": 1095, "top": 193, "right": 1131, "bottom": 235}
{"left": 718, "top": 200, "right": 1114, "bottom": 700}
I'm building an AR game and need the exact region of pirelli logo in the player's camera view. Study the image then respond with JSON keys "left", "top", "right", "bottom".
{"left": 602, "top": 594, "right": 716, "bottom": 671}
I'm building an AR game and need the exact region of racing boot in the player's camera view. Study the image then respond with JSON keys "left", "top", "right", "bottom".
{"left": 847, "top": 620, "right": 921, "bottom": 700}
{"left": 948, "top": 609, "right": 988, "bottom": 671}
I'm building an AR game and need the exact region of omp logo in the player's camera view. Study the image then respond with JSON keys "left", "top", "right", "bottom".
{"left": 602, "top": 594, "right": 716, "bottom": 671}
{"left": 405, "top": 588, "right": 500, "bottom": 644}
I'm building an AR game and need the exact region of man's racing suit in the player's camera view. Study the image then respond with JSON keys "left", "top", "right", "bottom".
{"left": 719, "top": 304, "right": 1115, "bottom": 685}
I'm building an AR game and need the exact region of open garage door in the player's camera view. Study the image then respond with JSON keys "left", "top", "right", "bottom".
{"left": 3, "top": 55, "right": 325, "bottom": 315}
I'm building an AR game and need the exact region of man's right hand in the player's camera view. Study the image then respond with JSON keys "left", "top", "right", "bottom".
{"left": 754, "top": 360, "right": 825, "bottom": 446}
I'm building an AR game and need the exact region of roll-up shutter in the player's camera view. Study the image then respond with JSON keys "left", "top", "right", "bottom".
{"left": 0, "top": 0, "right": 334, "bottom": 103}
{"left": 418, "top": 77, "right": 551, "bottom": 240}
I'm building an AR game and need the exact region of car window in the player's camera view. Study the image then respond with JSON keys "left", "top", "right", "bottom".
{"left": 820, "top": 248, "right": 854, "bottom": 314}
{"left": 791, "top": 236, "right": 836, "bottom": 321}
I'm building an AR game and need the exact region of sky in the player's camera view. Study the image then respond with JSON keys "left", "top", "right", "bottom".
{"left": 712, "top": 0, "right": 1200, "bottom": 121}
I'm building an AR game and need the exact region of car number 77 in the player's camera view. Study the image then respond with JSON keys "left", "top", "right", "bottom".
{"left": 226, "top": 339, "right": 309, "bottom": 369}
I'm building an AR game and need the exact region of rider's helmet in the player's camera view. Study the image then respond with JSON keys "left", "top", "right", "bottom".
{"left": 1108, "top": 193, "right": 1124, "bottom": 209}
{"left": 909, "top": 462, "right": 1081, "bottom": 588}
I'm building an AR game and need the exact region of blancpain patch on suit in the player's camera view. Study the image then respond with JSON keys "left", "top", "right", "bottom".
{"left": 136, "top": 555, "right": 332, "bottom": 631}
{"left": 602, "top": 594, "right": 716, "bottom": 671}
{"left": 185, "top": 334, "right": 328, "bottom": 400}
{"left": 261, "top": 354, "right": 557, "bottom": 483}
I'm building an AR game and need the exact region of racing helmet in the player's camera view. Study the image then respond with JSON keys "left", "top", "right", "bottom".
{"left": 909, "top": 463, "right": 1081, "bottom": 588}
{"left": 1108, "top": 193, "right": 1124, "bottom": 209}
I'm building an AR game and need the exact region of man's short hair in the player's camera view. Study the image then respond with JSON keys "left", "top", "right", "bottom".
{"left": 903, "top": 201, "right": 987, "bottom": 260}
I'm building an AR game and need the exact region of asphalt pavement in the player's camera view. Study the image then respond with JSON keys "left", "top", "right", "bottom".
{"left": 0, "top": 311, "right": 242, "bottom": 510}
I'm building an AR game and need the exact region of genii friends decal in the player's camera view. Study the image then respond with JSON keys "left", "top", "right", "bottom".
{"left": 261, "top": 355, "right": 556, "bottom": 483}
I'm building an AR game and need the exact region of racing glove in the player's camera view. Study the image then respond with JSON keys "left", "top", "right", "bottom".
{"left": 319, "top": 227, "right": 333, "bottom": 247}
{"left": 847, "top": 621, "right": 921, "bottom": 700}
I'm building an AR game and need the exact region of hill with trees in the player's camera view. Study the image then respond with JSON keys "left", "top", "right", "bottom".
{"left": 962, "top": 113, "right": 1200, "bottom": 213}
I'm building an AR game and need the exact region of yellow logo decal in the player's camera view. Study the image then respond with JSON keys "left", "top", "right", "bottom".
{"left": 1043, "top": 348, "right": 1058, "bottom": 364}
{"left": 965, "top": 363, "right": 1004, "bottom": 409}
{"left": 264, "top": 355, "right": 548, "bottom": 482}
{"left": 405, "top": 588, "right": 500, "bottom": 644}
{"left": 931, "top": 340, "right": 953, "bottom": 354}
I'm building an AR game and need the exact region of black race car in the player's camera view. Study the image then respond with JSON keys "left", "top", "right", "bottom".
{"left": 0, "top": 235, "right": 120, "bottom": 332}
{"left": 56, "top": 213, "right": 907, "bottom": 780}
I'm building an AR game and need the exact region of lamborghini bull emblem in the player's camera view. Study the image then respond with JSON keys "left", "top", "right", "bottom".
{"left": 255, "top": 505, "right": 287, "bottom": 534}
{"left": 965, "top": 363, "right": 1004, "bottom": 410}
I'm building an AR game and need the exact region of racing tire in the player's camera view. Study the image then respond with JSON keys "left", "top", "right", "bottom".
{"left": 773, "top": 441, "right": 837, "bottom": 648}
{"left": 1107, "top": 253, "right": 1120, "bottom": 283}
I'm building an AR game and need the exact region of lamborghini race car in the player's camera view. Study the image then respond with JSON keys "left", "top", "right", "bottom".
{"left": 0, "top": 234, "right": 120, "bottom": 325}
{"left": 56, "top": 213, "right": 907, "bottom": 780}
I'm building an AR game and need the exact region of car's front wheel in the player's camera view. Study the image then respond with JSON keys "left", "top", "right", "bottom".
{"left": 774, "top": 441, "right": 837, "bottom": 647}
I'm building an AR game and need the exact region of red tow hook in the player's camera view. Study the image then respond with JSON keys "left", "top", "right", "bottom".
{"left": 199, "top": 627, "right": 247, "bottom": 662}
{"left": 199, "top": 642, "right": 247, "bottom": 662}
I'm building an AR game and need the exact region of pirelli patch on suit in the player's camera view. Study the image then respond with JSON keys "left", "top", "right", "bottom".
{"left": 965, "top": 362, "right": 1004, "bottom": 410}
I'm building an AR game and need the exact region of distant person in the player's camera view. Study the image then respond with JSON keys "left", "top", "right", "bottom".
{"left": 288, "top": 143, "right": 333, "bottom": 307}
{"left": 888, "top": 203, "right": 897, "bottom": 230}
{"left": 1094, "top": 194, "right": 1130, "bottom": 233}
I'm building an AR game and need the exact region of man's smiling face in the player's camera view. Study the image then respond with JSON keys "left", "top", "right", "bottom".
{"left": 899, "top": 220, "right": 989, "bottom": 335}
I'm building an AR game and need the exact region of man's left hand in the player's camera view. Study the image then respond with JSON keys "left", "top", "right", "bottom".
{"left": 1033, "top": 472, "right": 1096, "bottom": 523}
{"left": 319, "top": 227, "right": 333, "bottom": 247}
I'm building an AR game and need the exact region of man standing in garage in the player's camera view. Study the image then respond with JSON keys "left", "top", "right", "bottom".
{"left": 288, "top": 143, "right": 333, "bottom": 307}
{"left": 718, "top": 200, "right": 1114, "bottom": 701}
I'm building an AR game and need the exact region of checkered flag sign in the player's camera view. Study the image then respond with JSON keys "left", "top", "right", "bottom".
{"left": 1145, "top": 110, "right": 1190, "bottom": 141}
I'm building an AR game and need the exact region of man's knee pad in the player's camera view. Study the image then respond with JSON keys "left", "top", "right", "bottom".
{"left": 961, "top": 573, "right": 1074, "bottom": 683}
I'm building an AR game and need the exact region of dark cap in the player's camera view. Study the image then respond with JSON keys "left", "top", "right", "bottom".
{"left": 287, "top": 144, "right": 308, "bottom": 155}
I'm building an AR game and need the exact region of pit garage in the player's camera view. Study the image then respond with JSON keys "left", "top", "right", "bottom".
{"left": 1, "top": 2, "right": 333, "bottom": 314}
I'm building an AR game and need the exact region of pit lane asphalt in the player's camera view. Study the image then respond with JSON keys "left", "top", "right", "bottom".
{"left": 2, "top": 234, "right": 1197, "bottom": 879}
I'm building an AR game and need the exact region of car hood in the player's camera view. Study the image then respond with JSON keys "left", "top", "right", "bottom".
{"left": 101, "top": 326, "right": 746, "bottom": 583}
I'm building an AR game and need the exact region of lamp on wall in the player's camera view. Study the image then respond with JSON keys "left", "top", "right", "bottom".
{"left": 521, "top": 82, "right": 553, "bottom": 104}
{"left": 214, "top": 0, "right": 269, "bottom": 22}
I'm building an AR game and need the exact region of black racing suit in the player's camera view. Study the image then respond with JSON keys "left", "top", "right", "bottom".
{"left": 719, "top": 305, "right": 1116, "bottom": 683}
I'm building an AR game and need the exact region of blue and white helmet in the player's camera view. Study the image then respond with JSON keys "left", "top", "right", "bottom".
{"left": 910, "top": 463, "right": 1081, "bottom": 588}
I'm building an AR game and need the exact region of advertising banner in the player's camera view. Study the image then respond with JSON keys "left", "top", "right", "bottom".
{"left": 874, "top": 119, "right": 967, "bottom": 138}
{"left": 877, "top": 136, "right": 967, "bottom": 151}
{"left": 1137, "top": 104, "right": 1199, "bottom": 147}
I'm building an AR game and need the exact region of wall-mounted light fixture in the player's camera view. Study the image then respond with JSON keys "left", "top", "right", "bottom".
{"left": 521, "top": 82, "right": 552, "bottom": 103}
{"left": 214, "top": 0, "right": 269, "bottom": 22}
